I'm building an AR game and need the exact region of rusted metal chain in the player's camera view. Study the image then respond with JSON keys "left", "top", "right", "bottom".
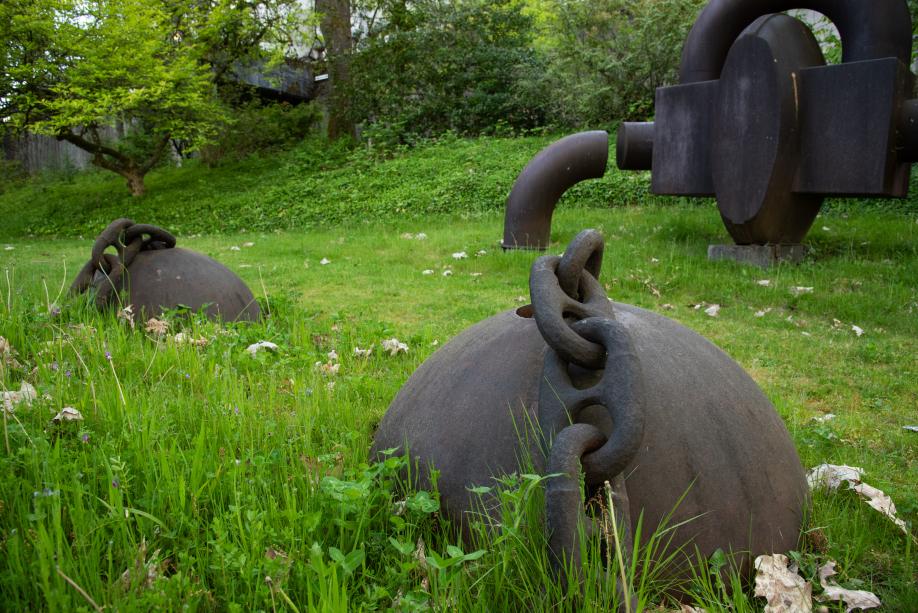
{"left": 70, "top": 218, "right": 176, "bottom": 308}
{"left": 532, "top": 229, "right": 645, "bottom": 595}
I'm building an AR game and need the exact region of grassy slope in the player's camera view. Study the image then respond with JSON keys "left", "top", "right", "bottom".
{"left": 0, "top": 135, "right": 650, "bottom": 240}
{"left": 0, "top": 138, "right": 916, "bottom": 610}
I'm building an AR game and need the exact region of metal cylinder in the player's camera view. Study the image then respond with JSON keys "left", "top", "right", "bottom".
{"left": 615, "top": 122, "right": 654, "bottom": 171}
{"left": 502, "top": 131, "right": 609, "bottom": 250}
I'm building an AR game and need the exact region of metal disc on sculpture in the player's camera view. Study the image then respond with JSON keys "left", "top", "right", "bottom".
{"left": 70, "top": 218, "right": 260, "bottom": 322}
{"left": 373, "top": 231, "right": 807, "bottom": 586}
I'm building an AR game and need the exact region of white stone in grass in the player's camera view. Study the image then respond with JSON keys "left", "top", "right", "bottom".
{"left": 327, "top": 350, "right": 338, "bottom": 362}
{"left": 320, "top": 258, "right": 331, "bottom": 265}
{"left": 354, "top": 346, "right": 372, "bottom": 358}
{"left": 812, "top": 413, "right": 836, "bottom": 423}
{"left": 851, "top": 325, "right": 865, "bottom": 337}
{"left": 2, "top": 381, "right": 36, "bottom": 413}
{"left": 470, "top": 272, "right": 483, "bottom": 277}
{"left": 757, "top": 279, "right": 772, "bottom": 286}
{"left": 904, "top": 425, "right": 918, "bottom": 433}
{"left": 704, "top": 304, "right": 720, "bottom": 317}
{"left": 816, "top": 560, "right": 881, "bottom": 611}
{"left": 381, "top": 338, "right": 409, "bottom": 356}
{"left": 3, "top": 245, "right": 14, "bottom": 251}
{"left": 243, "top": 242, "right": 255, "bottom": 247}
{"left": 245, "top": 341, "right": 278, "bottom": 356}
{"left": 52, "top": 407, "right": 83, "bottom": 423}
{"left": 753, "top": 554, "right": 812, "bottom": 613}
{"left": 790, "top": 286, "right": 814, "bottom": 296}
{"left": 230, "top": 245, "right": 241, "bottom": 251}
{"left": 452, "top": 251, "right": 468, "bottom": 260}
{"left": 476, "top": 249, "right": 487, "bottom": 256}
{"left": 442, "top": 269, "right": 453, "bottom": 277}
{"left": 422, "top": 269, "right": 434, "bottom": 275}
{"left": 415, "top": 233, "right": 428, "bottom": 240}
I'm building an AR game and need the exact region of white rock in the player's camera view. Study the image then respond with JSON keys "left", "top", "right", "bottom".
{"left": 704, "top": 304, "right": 721, "bottom": 317}
{"left": 451, "top": 252, "right": 468, "bottom": 260}
{"left": 2, "top": 381, "right": 36, "bottom": 413}
{"left": 320, "top": 258, "right": 331, "bottom": 265}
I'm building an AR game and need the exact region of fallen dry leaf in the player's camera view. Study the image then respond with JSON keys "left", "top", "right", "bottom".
{"left": 2, "top": 381, "right": 37, "bottom": 413}
{"left": 816, "top": 560, "right": 881, "bottom": 612}
{"left": 145, "top": 318, "right": 169, "bottom": 336}
{"left": 754, "top": 554, "right": 812, "bottom": 613}
{"left": 851, "top": 482, "right": 909, "bottom": 534}
{"left": 117, "top": 305, "right": 135, "bottom": 329}
{"left": 808, "top": 464, "right": 910, "bottom": 535}
{"left": 381, "top": 338, "right": 408, "bottom": 356}
{"left": 315, "top": 361, "right": 340, "bottom": 376}
{"left": 52, "top": 407, "right": 83, "bottom": 423}
{"left": 245, "top": 341, "right": 278, "bottom": 356}
{"left": 353, "top": 346, "right": 372, "bottom": 358}
{"left": 174, "top": 332, "right": 208, "bottom": 348}
{"left": 807, "top": 464, "right": 864, "bottom": 490}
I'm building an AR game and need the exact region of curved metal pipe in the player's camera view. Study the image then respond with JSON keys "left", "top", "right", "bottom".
{"left": 502, "top": 131, "right": 609, "bottom": 250}
{"left": 680, "top": 0, "right": 913, "bottom": 84}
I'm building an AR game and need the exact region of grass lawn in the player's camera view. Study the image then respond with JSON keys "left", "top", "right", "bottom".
{"left": 0, "top": 138, "right": 916, "bottom": 610}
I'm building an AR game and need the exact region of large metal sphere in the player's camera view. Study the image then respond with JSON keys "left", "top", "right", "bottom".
{"left": 98, "top": 247, "right": 261, "bottom": 322}
{"left": 372, "top": 303, "right": 807, "bottom": 573}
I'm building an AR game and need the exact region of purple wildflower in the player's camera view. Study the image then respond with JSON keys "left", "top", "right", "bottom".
{"left": 81, "top": 433, "right": 90, "bottom": 444}
{"left": 111, "top": 479, "right": 120, "bottom": 489}
{"left": 105, "top": 351, "right": 112, "bottom": 361}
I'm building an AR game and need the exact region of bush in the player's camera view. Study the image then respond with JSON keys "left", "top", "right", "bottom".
{"left": 537, "top": 0, "right": 704, "bottom": 128}
{"left": 346, "top": 0, "right": 548, "bottom": 146}
{"left": 199, "top": 101, "right": 322, "bottom": 165}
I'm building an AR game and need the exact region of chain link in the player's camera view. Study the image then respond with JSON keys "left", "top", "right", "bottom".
{"left": 70, "top": 218, "right": 176, "bottom": 308}
{"left": 531, "top": 229, "right": 645, "bottom": 590}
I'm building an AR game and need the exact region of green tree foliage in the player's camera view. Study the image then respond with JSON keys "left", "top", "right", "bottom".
{"left": 346, "top": 0, "right": 547, "bottom": 145}
{"left": 0, "top": 0, "right": 300, "bottom": 195}
{"left": 537, "top": 0, "right": 704, "bottom": 127}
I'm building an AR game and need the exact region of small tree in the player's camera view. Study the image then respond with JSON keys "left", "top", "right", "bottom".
{"left": 1, "top": 0, "right": 299, "bottom": 196}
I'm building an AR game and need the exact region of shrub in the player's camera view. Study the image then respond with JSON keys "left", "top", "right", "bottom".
{"left": 199, "top": 101, "right": 322, "bottom": 165}
{"left": 346, "top": 0, "right": 548, "bottom": 145}
{"left": 536, "top": 0, "right": 705, "bottom": 128}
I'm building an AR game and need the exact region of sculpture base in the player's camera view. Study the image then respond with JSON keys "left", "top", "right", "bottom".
{"left": 707, "top": 244, "right": 809, "bottom": 268}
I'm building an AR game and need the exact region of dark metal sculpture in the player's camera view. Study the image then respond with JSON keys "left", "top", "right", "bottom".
{"left": 373, "top": 229, "right": 808, "bottom": 589}
{"left": 618, "top": 0, "right": 917, "bottom": 245}
{"left": 502, "top": 131, "right": 609, "bottom": 250}
{"left": 505, "top": 1, "right": 917, "bottom": 248}
{"left": 71, "top": 218, "right": 260, "bottom": 322}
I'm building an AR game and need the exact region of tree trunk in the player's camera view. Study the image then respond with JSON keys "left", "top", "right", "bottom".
{"left": 316, "top": 0, "right": 355, "bottom": 140}
{"left": 122, "top": 168, "right": 146, "bottom": 197}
